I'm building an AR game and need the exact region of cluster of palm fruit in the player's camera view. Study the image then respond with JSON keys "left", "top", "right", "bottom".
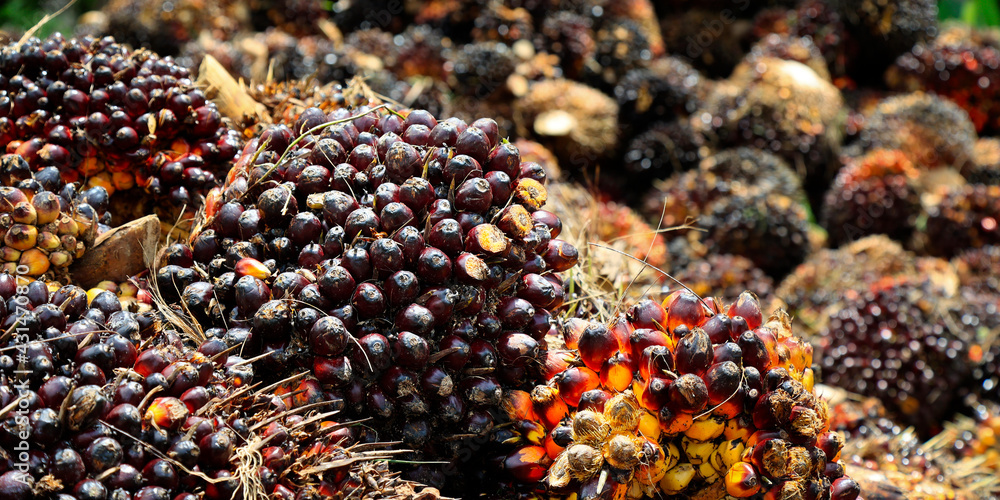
{"left": 820, "top": 149, "right": 920, "bottom": 247}
{"left": 0, "top": 154, "right": 107, "bottom": 278}
{"left": 777, "top": 235, "right": 1000, "bottom": 437}
{"left": 887, "top": 25, "right": 1000, "bottom": 135}
{"left": 0, "top": 33, "right": 240, "bottom": 215}
{"left": 150, "top": 101, "right": 579, "bottom": 487}
{"left": 502, "top": 291, "right": 860, "bottom": 500}
{"left": 826, "top": 391, "right": 1000, "bottom": 499}
{"left": 641, "top": 148, "right": 810, "bottom": 278}
{"left": 0, "top": 274, "right": 432, "bottom": 500}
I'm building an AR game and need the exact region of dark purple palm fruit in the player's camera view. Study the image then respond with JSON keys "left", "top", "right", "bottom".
{"left": 645, "top": 146, "right": 806, "bottom": 218}
{"left": 819, "top": 279, "right": 976, "bottom": 436}
{"left": 698, "top": 189, "right": 811, "bottom": 280}
{"left": 0, "top": 287, "right": 417, "bottom": 500}
{"left": 620, "top": 121, "right": 705, "bottom": 193}
{"left": 640, "top": 148, "right": 808, "bottom": 278}
{"left": 613, "top": 56, "right": 707, "bottom": 140}
{"left": 915, "top": 184, "right": 1000, "bottom": 257}
{"left": 0, "top": 33, "right": 240, "bottom": 213}
{"left": 177, "top": 104, "right": 579, "bottom": 491}
{"left": 821, "top": 149, "right": 921, "bottom": 247}
{"left": 0, "top": 154, "right": 118, "bottom": 278}
{"left": 828, "top": 0, "right": 938, "bottom": 82}
{"left": 887, "top": 26, "right": 1000, "bottom": 134}
{"left": 582, "top": 17, "right": 653, "bottom": 91}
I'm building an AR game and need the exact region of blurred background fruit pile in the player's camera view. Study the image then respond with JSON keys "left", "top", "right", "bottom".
{"left": 0, "top": 0, "right": 999, "bottom": 499}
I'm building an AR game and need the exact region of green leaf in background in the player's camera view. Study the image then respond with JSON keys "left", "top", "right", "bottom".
{"left": 0, "top": 0, "right": 103, "bottom": 38}
{"left": 940, "top": 0, "right": 1000, "bottom": 26}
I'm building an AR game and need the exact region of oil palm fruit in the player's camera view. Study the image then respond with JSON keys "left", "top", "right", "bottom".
{"left": 887, "top": 25, "right": 1000, "bottom": 134}
{"left": 514, "top": 79, "right": 619, "bottom": 173}
{"left": 156, "top": 101, "right": 579, "bottom": 490}
{"left": 0, "top": 154, "right": 107, "bottom": 277}
{"left": 0, "top": 280, "right": 419, "bottom": 500}
{"left": 857, "top": 92, "right": 977, "bottom": 171}
{"left": 641, "top": 148, "right": 803, "bottom": 233}
{"left": 746, "top": 33, "right": 832, "bottom": 82}
{"left": 915, "top": 184, "right": 1000, "bottom": 258}
{"left": 776, "top": 235, "right": 925, "bottom": 335}
{"left": 752, "top": 0, "right": 854, "bottom": 80}
{"left": 821, "top": 149, "right": 921, "bottom": 247}
{"left": 674, "top": 255, "right": 775, "bottom": 305}
{"left": 819, "top": 278, "right": 979, "bottom": 435}
{"left": 829, "top": 0, "right": 938, "bottom": 80}
{"left": 620, "top": 121, "right": 706, "bottom": 194}
{"left": 0, "top": 33, "right": 240, "bottom": 209}
{"left": 695, "top": 56, "right": 844, "bottom": 205}
{"left": 503, "top": 290, "right": 855, "bottom": 499}
{"left": 642, "top": 147, "right": 810, "bottom": 279}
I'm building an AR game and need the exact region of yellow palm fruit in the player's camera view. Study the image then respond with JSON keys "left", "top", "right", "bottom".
{"left": 684, "top": 416, "right": 726, "bottom": 441}
{"left": 637, "top": 411, "right": 660, "bottom": 441}
{"left": 681, "top": 436, "right": 716, "bottom": 465}
{"left": 36, "top": 231, "right": 61, "bottom": 251}
{"left": 696, "top": 461, "right": 719, "bottom": 482}
{"left": 724, "top": 415, "right": 754, "bottom": 441}
{"left": 663, "top": 442, "right": 681, "bottom": 472}
{"left": 19, "top": 248, "right": 50, "bottom": 275}
{"left": 5, "top": 224, "right": 38, "bottom": 251}
{"left": 802, "top": 368, "right": 815, "bottom": 392}
{"left": 712, "top": 438, "right": 747, "bottom": 472}
{"left": 659, "top": 463, "right": 696, "bottom": 494}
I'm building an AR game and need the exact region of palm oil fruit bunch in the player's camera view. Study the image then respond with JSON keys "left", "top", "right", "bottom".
{"left": 887, "top": 26, "right": 1000, "bottom": 134}
{"left": 915, "top": 184, "right": 1000, "bottom": 258}
{"left": 503, "top": 290, "right": 857, "bottom": 499}
{"left": 0, "top": 277, "right": 165, "bottom": 499}
{"left": 821, "top": 149, "right": 921, "bottom": 247}
{"left": 695, "top": 56, "right": 844, "bottom": 204}
{"left": 775, "top": 235, "right": 921, "bottom": 336}
{"left": 857, "top": 92, "right": 977, "bottom": 171}
{"left": 752, "top": 1, "right": 854, "bottom": 80}
{"left": 0, "top": 154, "right": 111, "bottom": 277}
{"left": 674, "top": 255, "right": 775, "bottom": 305}
{"left": 0, "top": 33, "right": 240, "bottom": 209}
{"left": 642, "top": 148, "right": 804, "bottom": 231}
{"left": 829, "top": 0, "right": 938, "bottom": 79}
{"left": 642, "top": 148, "right": 810, "bottom": 279}
{"left": 160, "top": 104, "right": 579, "bottom": 485}
{"left": 0, "top": 278, "right": 390, "bottom": 500}
{"left": 818, "top": 279, "right": 977, "bottom": 436}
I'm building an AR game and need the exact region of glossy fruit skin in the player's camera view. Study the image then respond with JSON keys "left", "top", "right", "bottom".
{"left": 121, "top": 95, "right": 583, "bottom": 493}
{"left": 506, "top": 291, "right": 847, "bottom": 500}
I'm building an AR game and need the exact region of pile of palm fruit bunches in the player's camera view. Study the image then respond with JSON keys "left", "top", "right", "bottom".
{"left": 0, "top": 0, "right": 998, "bottom": 499}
